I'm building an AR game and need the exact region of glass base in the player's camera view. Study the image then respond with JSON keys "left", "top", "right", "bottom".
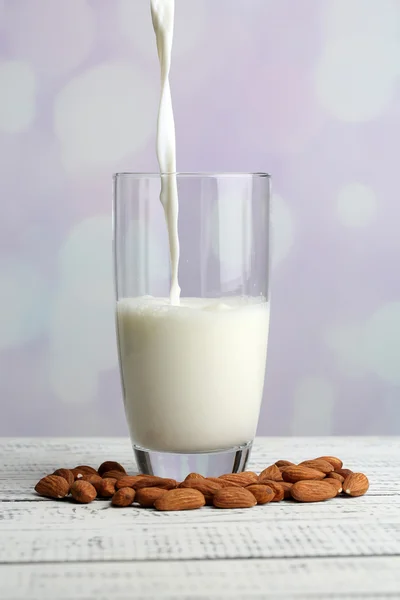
{"left": 133, "top": 442, "right": 253, "bottom": 479}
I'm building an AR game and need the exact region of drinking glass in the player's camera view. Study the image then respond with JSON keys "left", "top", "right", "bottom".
{"left": 113, "top": 173, "right": 270, "bottom": 479}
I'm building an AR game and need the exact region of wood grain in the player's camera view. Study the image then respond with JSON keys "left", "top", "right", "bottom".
{"left": 1, "top": 437, "right": 399, "bottom": 599}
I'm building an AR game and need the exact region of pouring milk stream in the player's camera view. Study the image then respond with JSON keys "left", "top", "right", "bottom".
{"left": 116, "top": 0, "right": 270, "bottom": 453}
{"left": 151, "top": 0, "right": 180, "bottom": 305}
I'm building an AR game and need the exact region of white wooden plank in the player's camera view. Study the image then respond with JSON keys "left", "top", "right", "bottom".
{"left": 1, "top": 437, "right": 400, "bottom": 599}
{"left": 1, "top": 437, "right": 399, "bottom": 476}
{"left": 1, "top": 437, "right": 400, "bottom": 499}
{"left": 3, "top": 557, "right": 400, "bottom": 600}
{"left": 1, "top": 496, "right": 400, "bottom": 530}
{"left": 1, "top": 518, "right": 399, "bottom": 564}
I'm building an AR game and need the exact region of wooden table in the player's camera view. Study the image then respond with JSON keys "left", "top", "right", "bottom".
{"left": 1, "top": 437, "right": 400, "bottom": 599}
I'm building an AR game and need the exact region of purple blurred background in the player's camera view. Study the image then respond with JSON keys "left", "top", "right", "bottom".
{"left": 1, "top": 0, "right": 399, "bottom": 436}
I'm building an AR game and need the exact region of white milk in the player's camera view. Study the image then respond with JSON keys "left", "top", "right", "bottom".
{"left": 151, "top": 0, "right": 180, "bottom": 305}
{"left": 117, "top": 297, "right": 270, "bottom": 453}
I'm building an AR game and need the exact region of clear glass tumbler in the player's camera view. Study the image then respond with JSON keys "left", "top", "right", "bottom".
{"left": 113, "top": 173, "right": 270, "bottom": 479}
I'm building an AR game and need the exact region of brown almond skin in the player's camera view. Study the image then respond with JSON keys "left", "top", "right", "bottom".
{"left": 73, "top": 465, "right": 97, "bottom": 479}
{"left": 275, "top": 460, "right": 295, "bottom": 469}
{"left": 154, "top": 488, "right": 206, "bottom": 511}
{"left": 86, "top": 475, "right": 105, "bottom": 494}
{"left": 213, "top": 487, "right": 257, "bottom": 509}
{"left": 181, "top": 473, "right": 205, "bottom": 484}
{"left": 327, "top": 472, "right": 344, "bottom": 483}
{"left": 259, "top": 465, "right": 283, "bottom": 482}
{"left": 111, "top": 487, "right": 136, "bottom": 507}
{"left": 135, "top": 476, "right": 177, "bottom": 490}
{"left": 180, "top": 479, "right": 221, "bottom": 492}
{"left": 276, "top": 481, "right": 293, "bottom": 499}
{"left": 260, "top": 480, "right": 285, "bottom": 501}
{"left": 115, "top": 475, "right": 147, "bottom": 490}
{"left": 343, "top": 473, "right": 369, "bottom": 497}
{"left": 317, "top": 456, "right": 343, "bottom": 470}
{"left": 299, "top": 459, "right": 334, "bottom": 474}
{"left": 281, "top": 465, "right": 326, "bottom": 483}
{"left": 206, "top": 477, "right": 241, "bottom": 488}
{"left": 291, "top": 480, "right": 337, "bottom": 503}
{"left": 246, "top": 484, "right": 275, "bottom": 505}
{"left": 179, "top": 479, "right": 222, "bottom": 505}
{"left": 83, "top": 473, "right": 103, "bottom": 488}
{"left": 136, "top": 487, "right": 168, "bottom": 507}
{"left": 97, "top": 477, "right": 117, "bottom": 498}
{"left": 219, "top": 472, "right": 258, "bottom": 486}
{"left": 335, "top": 468, "right": 353, "bottom": 479}
{"left": 101, "top": 469, "right": 126, "bottom": 481}
{"left": 35, "top": 475, "right": 70, "bottom": 499}
{"left": 53, "top": 468, "right": 74, "bottom": 488}
{"left": 70, "top": 480, "right": 97, "bottom": 503}
{"left": 323, "top": 478, "right": 342, "bottom": 494}
{"left": 98, "top": 461, "right": 127, "bottom": 477}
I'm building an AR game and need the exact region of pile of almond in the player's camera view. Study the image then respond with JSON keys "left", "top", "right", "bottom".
{"left": 34, "top": 456, "right": 369, "bottom": 511}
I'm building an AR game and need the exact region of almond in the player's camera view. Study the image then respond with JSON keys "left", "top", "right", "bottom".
{"left": 70, "top": 480, "right": 97, "bottom": 503}
{"left": 180, "top": 479, "right": 221, "bottom": 492}
{"left": 154, "top": 488, "right": 206, "bottom": 511}
{"left": 179, "top": 479, "right": 222, "bottom": 504}
{"left": 275, "top": 460, "right": 295, "bottom": 469}
{"left": 181, "top": 473, "right": 205, "bottom": 484}
{"left": 115, "top": 475, "right": 146, "bottom": 490}
{"left": 213, "top": 487, "right": 257, "bottom": 509}
{"left": 335, "top": 468, "right": 353, "bottom": 479}
{"left": 135, "top": 476, "right": 177, "bottom": 490}
{"left": 53, "top": 468, "right": 74, "bottom": 488}
{"left": 327, "top": 472, "right": 344, "bottom": 483}
{"left": 290, "top": 480, "right": 337, "bottom": 503}
{"left": 246, "top": 484, "right": 274, "bottom": 505}
{"left": 219, "top": 472, "right": 258, "bottom": 486}
{"left": 299, "top": 459, "right": 334, "bottom": 474}
{"left": 101, "top": 469, "right": 126, "bottom": 481}
{"left": 72, "top": 465, "right": 97, "bottom": 479}
{"left": 317, "top": 456, "right": 343, "bottom": 470}
{"left": 111, "top": 487, "right": 136, "bottom": 507}
{"left": 71, "top": 469, "right": 84, "bottom": 480}
{"left": 258, "top": 465, "right": 283, "bottom": 482}
{"left": 259, "top": 480, "right": 285, "bottom": 501}
{"left": 97, "top": 477, "right": 117, "bottom": 498}
{"left": 136, "top": 487, "right": 168, "bottom": 507}
{"left": 86, "top": 475, "right": 104, "bottom": 494}
{"left": 343, "top": 473, "right": 369, "bottom": 497}
{"left": 98, "top": 461, "right": 127, "bottom": 476}
{"left": 276, "top": 481, "right": 293, "bottom": 499}
{"left": 35, "top": 475, "right": 70, "bottom": 499}
{"left": 206, "top": 477, "right": 241, "bottom": 488}
{"left": 281, "top": 465, "right": 325, "bottom": 483}
{"left": 83, "top": 473, "right": 103, "bottom": 488}
{"left": 323, "top": 478, "right": 342, "bottom": 494}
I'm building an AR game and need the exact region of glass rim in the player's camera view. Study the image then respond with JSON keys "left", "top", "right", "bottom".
{"left": 114, "top": 171, "right": 270, "bottom": 179}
